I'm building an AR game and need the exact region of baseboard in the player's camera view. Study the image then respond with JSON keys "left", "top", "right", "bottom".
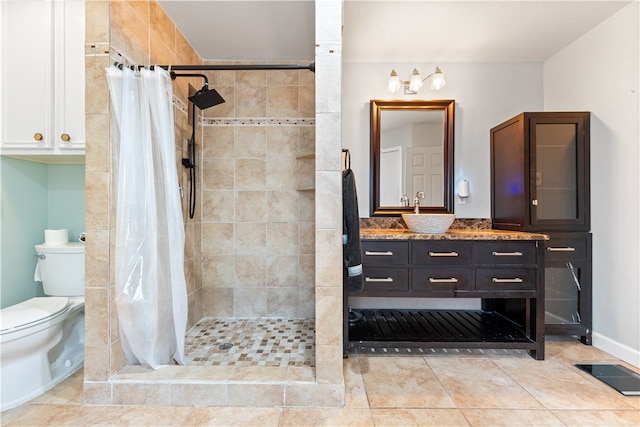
{"left": 593, "top": 332, "right": 640, "bottom": 368}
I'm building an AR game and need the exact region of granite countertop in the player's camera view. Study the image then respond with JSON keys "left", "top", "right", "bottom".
{"left": 360, "top": 228, "right": 549, "bottom": 241}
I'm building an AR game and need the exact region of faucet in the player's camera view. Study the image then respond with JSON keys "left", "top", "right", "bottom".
{"left": 413, "top": 191, "right": 425, "bottom": 214}
{"left": 400, "top": 194, "right": 409, "bottom": 207}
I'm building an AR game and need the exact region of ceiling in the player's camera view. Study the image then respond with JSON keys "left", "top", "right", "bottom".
{"left": 158, "top": 0, "right": 631, "bottom": 63}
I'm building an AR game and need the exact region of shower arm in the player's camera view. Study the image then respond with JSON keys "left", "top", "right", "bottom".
{"left": 169, "top": 72, "right": 209, "bottom": 90}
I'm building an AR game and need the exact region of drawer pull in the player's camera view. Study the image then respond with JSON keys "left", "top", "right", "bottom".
{"left": 365, "top": 251, "right": 394, "bottom": 256}
{"left": 546, "top": 246, "right": 576, "bottom": 252}
{"left": 492, "top": 278, "right": 524, "bottom": 283}
{"left": 428, "top": 251, "right": 459, "bottom": 257}
{"left": 492, "top": 251, "right": 523, "bottom": 257}
{"left": 365, "top": 277, "right": 393, "bottom": 283}
{"left": 429, "top": 278, "right": 458, "bottom": 283}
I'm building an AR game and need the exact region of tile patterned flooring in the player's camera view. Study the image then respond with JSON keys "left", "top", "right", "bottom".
{"left": 184, "top": 318, "right": 315, "bottom": 367}
{"left": 2, "top": 338, "right": 639, "bottom": 426}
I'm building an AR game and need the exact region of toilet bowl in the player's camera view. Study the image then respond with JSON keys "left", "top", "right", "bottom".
{"left": 0, "top": 242, "right": 85, "bottom": 412}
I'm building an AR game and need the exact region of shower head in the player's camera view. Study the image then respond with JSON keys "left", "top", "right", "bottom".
{"left": 170, "top": 71, "right": 225, "bottom": 110}
{"left": 189, "top": 87, "right": 225, "bottom": 110}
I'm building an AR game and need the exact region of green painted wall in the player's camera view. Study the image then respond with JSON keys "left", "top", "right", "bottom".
{"left": 0, "top": 157, "right": 85, "bottom": 308}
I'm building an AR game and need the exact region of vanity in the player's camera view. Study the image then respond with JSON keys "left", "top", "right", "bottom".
{"left": 346, "top": 228, "right": 548, "bottom": 359}
{"left": 345, "top": 98, "right": 549, "bottom": 359}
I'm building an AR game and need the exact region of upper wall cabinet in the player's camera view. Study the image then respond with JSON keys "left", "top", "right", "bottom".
{"left": 1, "top": 0, "right": 85, "bottom": 158}
{"left": 491, "top": 112, "right": 590, "bottom": 232}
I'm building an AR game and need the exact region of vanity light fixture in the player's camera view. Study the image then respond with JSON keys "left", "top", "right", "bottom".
{"left": 388, "top": 67, "right": 446, "bottom": 94}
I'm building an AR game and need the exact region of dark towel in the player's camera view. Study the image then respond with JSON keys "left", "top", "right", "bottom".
{"left": 343, "top": 168, "right": 364, "bottom": 293}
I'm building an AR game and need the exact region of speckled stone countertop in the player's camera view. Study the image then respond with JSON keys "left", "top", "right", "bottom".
{"left": 360, "top": 228, "right": 549, "bottom": 241}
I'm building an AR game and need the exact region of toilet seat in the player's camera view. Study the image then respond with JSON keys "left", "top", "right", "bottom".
{"left": 0, "top": 297, "right": 70, "bottom": 335}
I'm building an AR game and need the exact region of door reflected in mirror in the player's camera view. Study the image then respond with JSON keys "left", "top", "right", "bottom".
{"left": 370, "top": 99, "right": 454, "bottom": 216}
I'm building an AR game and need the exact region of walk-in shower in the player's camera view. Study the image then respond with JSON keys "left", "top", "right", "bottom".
{"left": 112, "top": 61, "right": 317, "bottom": 368}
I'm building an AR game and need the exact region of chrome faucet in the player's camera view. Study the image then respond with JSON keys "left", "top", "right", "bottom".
{"left": 413, "top": 191, "right": 425, "bottom": 214}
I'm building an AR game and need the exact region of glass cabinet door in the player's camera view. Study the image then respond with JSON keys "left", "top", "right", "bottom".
{"left": 530, "top": 116, "right": 589, "bottom": 229}
{"left": 545, "top": 260, "right": 585, "bottom": 325}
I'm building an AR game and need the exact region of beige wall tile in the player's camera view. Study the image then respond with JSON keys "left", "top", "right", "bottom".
{"left": 267, "top": 126, "right": 297, "bottom": 158}
{"left": 202, "top": 287, "right": 234, "bottom": 318}
{"left": 85, "top": 1, "right": 109, "bottom": 43}
{"left": 235, "top": 191, "right": 267, "bottom": 223}
{"left": 267, "top": 157, "right": 298, "bottom": 190}
{"left": 202, "top": 255, "right": 235, "bottom": 288}
{"left": 110, "top": 0, "right": 149, "bottom": 64}
{"left": 234, "top": 255, "right": 266, "bottom": 287}
{"left": 267, "top": 190, "right": 298, "bottom": 222}
{"left": 227, "top": 384, "right": 284, "bottom": 407}
{"left": 85, "top": 229, "right": 109, "bottom": 287}
{"left": 170, "top": 383, "right": 227, "bottom": 406}
{"left": 235, "top": 222, "right": 267, "bottom": 253}
{"left": 234, "top": 288, "right": 267, "bottom": 317}
{"left": 267, "top": 287, "right": 299, "bottom": 317}
{"left": 82, "top": 381, "right": 112, "bottom": 405}
{"left": 235, "top": 86, "right": 267, "bottom": 117}
{"left": 202, "top": 126, "right": 235, "bottom": 158}
{"left": 85, "top": 114, "right": 110, "bottom": 172}
{"left": 85, "top": 172, "right": 110, "bottom": 230}
{"left": 149, "top": 1, "right": 175, "bottom": 53}
{"left": 235, "top": 126, "right": 267, "bottom": 158}
{"left": 84, "top": 345, "right": 110, "bottom": 381}
{"left": 112, "top": 383, "right": 171, "bottom": 406}
{"left": 267, "top": 255, "right": 298, "bottom": 287}
{"left": 201, "top": 223, "right": 234, "bottom": 255}
{"left": 202, "top": 190, "right": 235, "bottom": 222}
{"left": 85, "top": 57, "right": 110, "bottom": 115}
{"left": 84, "top": 288, "right": 109, "bottom": 346}
{"left": 267, "top": 85, "right": 298, "bottom": 118}
{"left": 235, "top": 159, "right": 266, "bottom": 190}
{"left": 202, "top": 157, "right": 235, "bottom": 190}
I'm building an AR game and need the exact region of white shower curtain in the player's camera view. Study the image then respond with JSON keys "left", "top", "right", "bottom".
{"left": 106, "top": 66, "right": 188, "bottom": 368}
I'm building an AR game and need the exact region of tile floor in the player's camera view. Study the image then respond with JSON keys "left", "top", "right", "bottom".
{"left": 2, "top": 338, "right": 639, "bottom": 426}
{"left": 184, "top": 318, "right": 315, "bottom": 367}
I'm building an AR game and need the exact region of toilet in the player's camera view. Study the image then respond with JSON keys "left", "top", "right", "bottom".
{"left": 0, "top": 242, "right": 85, "bottom": 412}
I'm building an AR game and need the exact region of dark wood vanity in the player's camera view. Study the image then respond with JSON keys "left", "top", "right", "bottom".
{"left": 345, "top": 229, "right": 547, "bottom": 360}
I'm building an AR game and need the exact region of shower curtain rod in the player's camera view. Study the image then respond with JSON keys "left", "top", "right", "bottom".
{"left": 113, "top": 61, "right": 315, "bottom": 73}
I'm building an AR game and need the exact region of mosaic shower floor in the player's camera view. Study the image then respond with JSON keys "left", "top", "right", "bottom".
{"left": 184, "top": 318, "right": 315, "bottom": 367}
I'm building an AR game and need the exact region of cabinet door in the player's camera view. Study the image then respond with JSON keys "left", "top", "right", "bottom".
{"left": 54, "top": 0, "right": 85, "bottom": 150}
{"left": 544, "top": 259, "right": 587, "bottom": 326}
{"left": 530, "top": 115, "right": 589, "bottom": 229}
{"left": 1, "top": 0, "right": 53, "bottom": 149}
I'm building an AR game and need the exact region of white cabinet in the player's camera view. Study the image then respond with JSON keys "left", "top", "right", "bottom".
{"left": 1, "top": 0, "right": 85, "bottom": 158}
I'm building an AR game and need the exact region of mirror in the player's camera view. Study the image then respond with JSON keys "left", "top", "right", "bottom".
{"left": 370, "top": 99, "right": 455, "bottom": 216}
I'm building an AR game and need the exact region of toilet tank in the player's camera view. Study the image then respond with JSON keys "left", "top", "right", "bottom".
{"left": 34, "top": 243, "right": 85, "bottom": 297}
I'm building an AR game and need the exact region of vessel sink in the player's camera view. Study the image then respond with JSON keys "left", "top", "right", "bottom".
{"left": 402, "top": 213, "right": 455, "bottom": 234}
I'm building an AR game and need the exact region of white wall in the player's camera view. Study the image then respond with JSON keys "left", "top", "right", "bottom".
{"left": 342, "top": 62, "right": 543, "bottom": 218}
{"left": 544, "top": 2, "right": 640, "bottom": 367}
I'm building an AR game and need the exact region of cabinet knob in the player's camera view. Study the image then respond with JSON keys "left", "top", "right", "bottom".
{"left": 34, "top": 132, "right": 43, "bottom": 141}
{"left": 60, "top": 133, "right": 71, "bottom": 142}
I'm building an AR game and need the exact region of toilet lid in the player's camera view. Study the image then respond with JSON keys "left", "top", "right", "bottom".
{"left": 0, "top": 297, "right": 70, "bottom": 333}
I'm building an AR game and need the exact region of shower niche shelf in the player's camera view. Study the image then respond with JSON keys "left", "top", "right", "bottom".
{"left": 296, "top": 154, "right": 315, "bottom": 191}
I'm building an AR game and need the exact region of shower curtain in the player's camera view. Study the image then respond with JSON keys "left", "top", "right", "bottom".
{"left": 106, "top": 66, "right": 188, "bottom": 368}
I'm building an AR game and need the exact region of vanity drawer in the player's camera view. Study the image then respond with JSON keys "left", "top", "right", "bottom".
{"left": 412, "top": 241, "right": 473, "bottom": 265}
{"left": 362, "top": 241, "right": 409, "bottom": 265}
{"left": 474, "top": 241, "right": 537, "bottom": 265}
{"left": 544, "top": 235, "right": 589, "bottom": 262}
{"left": 362, "top": 267, "right": 409, "bottom": 292}
{"left": 411, "top": 267, "right": 473, "bottom": 293}
{"left": 475, "top": 268, "right": 536, "bottom": 291}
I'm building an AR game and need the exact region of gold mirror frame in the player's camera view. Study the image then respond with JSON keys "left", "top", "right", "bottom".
{"left": 370, "top": 99, "right": 455, "bottom": 216}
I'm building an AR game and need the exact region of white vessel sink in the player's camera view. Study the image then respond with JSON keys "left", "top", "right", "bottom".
{"left": 402, "top": 213, "right": 455, "bottom": 234}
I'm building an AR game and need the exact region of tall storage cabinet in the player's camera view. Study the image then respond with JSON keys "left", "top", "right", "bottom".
{"left": 490, "top": 112, "right": 592, "bottom": 344}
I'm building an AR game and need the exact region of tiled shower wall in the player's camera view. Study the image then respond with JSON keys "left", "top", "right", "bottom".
{"left": 198, "top": 66, "right": 316, "bottom": 318}
{"left": 84, "top": 0, "right": 205, "bottom": 392}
